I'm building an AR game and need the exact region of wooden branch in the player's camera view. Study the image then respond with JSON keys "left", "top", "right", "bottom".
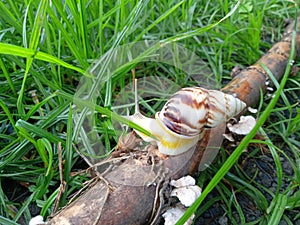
{"left": 47, "top": 17, "right": 300, "bottom": 225}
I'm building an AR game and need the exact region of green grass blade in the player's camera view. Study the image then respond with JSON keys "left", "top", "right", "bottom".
{"left": 25, "top": 92, "right": 58, "bottom": 120}
{"left": 35, "top": 52, "right": 86, "bottom": 75}
{"left": 286, "top": 190, "right": 300, "bottom": 209}
{"left": 36, "top": 138, "right": 53, "bottom": 176}
{"left": 164, "top": 0, "right": 241, "bottom": 44}
{"left": 16, "top": 120, "right": 64, "bottom": 145}
{"left": 0, "top": 98, "right": 16, "bottom": 133}
{"left": 40, "top": 188, "right": 59, "bottom": 217}
{"left": 13, "top": 192, "right": 35, "bottom": 221}
{"left": 17, "top": 0, "right": 48, "bottom": 117}
{"left": 267, "top": 194, "right": 287, "bottom": 225}
{"left": 47, "top": 1, "right": 89, "bottom": 69}
{"left": 255, "top": 130, "right": 283, "bottom": 197}
{"left": 0, "top": 1, "right": 22, "bottom": 33}
{"left": 133, "top": 1, "right": 185, "bottom": 42}
{"left": 57, "top": 90, "right": 154, "bottom": 139}
{"left": 226, "top": 172, "right": 269, "bottom": 210}
{"left": 0, "top": 57, "right": 16, "bottom": 95}
{"left": 0, "top": 216, "right": 19, "bottom": 225}
{"left": 65, "top": 105, "right": 73, "bottom": 184}
{"left": 78, "top": 0, "right": 89, "bottom": 58}
{"left": 0, "top": 43, "right": 85, "bottom": 74}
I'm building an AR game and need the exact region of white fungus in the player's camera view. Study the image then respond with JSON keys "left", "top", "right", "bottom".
{"left": 171, "top": 185, "right": 202, "bottom": 207}
{"left": 227, "top": 115, "right": 256, "bottom": 135}
{"left": 222, "top": 133, "right": 235, "bottom": 142}
{"left": 163, "top": 206, "right": 195, "bottom": 225}
{"left": 170, "top": 175, "right": 196, "bottom": 188}
{"left": 164, "top": 176, "right": 202, "bottom": 224}
{"left": 248, "top": 107, "right": 258, "bottom": 113}
{"left": 29, "top": 215, "right": 45, "bottom": 225}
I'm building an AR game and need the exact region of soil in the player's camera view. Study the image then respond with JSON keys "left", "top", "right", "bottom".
{"left": 194, "top": 146, "right": 300, "bottom": 225}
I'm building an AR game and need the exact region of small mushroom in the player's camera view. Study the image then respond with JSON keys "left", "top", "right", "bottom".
{"left": 170, "top": 176, "right": 202, "bottom": 207}
{"left": 163, "top": 206, "right": 195, "bottom": 225}
{"left": 227, "top": 115, "right": 256, "bottom": 135}
{"left": 171, "top": 185, "right": 202, "bottom": 207}
{"left": 170, "top": 175, "right": 195, "bottom": 187}
{"left": 223, "top": 133, "right": 235, "bottom": 142}
{"left": 248, "top": 107, "right": 258, "bottom": 113}
{"left": 29, "top": 215, "right": 45, "bottom": 225}
{"left": 164, "top": 176, "right": 201, "bottom": 224}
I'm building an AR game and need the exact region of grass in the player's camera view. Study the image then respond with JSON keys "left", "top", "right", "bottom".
{"left": 0, "top": 0, "right": 299, "bottom": 224}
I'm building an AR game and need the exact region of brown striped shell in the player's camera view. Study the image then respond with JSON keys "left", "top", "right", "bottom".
{"left": 157, "top": 87, "right": 246, "bottom": 137}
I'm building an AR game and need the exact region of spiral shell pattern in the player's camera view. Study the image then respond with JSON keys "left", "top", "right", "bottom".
{"left": 158, "top": 87, "right": 246, "bottom": 137}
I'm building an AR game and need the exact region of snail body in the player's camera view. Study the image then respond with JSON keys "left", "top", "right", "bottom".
{"left": 125, "top": 85, "right": 246, "bottom": 155}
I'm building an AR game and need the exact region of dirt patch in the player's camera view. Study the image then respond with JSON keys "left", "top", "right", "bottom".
{"left": 194, "top": 146, "right": 300, "bottom": 225}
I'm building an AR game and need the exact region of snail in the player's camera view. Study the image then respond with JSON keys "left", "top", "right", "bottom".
{"left": 124, "top": 80, "right": 246, "bottom": 155}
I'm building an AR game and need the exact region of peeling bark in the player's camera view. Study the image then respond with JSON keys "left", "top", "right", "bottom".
{"left": 47, "top": 17, "right": 300, "bottom": 225}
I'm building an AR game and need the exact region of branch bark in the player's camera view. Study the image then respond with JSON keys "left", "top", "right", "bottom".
{"left": 47, "top": 16, "right": 300, "bottom": 225}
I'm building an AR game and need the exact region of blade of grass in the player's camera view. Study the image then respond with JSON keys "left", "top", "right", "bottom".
{"left": 62, "top": 105, "right": 73, "bottom": 193}
{"left": 267, "top": 194, "right": 287, "bottom": 224}
{"left": 226, "top": 172, "right": 269, "bottom": 210}
{"left": 78, "top": 0, "right": 89, "bottom": 58}
{"left": 255, "top": 129, "right": 283, "bottom": 198}
{"left": 0, "top": 1, "right": 22, "bottom": 33}
{"left": 40, "top": 188, "right": 59, "bottom": 217}
{"left": 25, "top": 91, "right": 58, "bottom": 120}
{"left": 22, "top": 2, "right": 30, "bottom": 48}
{"left": 133, "top": 1, "right": 185, "bottom": 42}
{"left": 261, "top": 62, "right": 292, "bottom": 114}
{"left": 286, "top": 190, "right": 300, "bottom": 209}
{"left": 57, "top": 90, "right": 154, "bottom": 139}
{"left": 48, "top": 0, "right": 89, "bottom": 69}
{"left": 0, "top": 139, "right": 32, "bottom": 170}
{"left": 13, "top": 192, "right": 35, "bottom": 222}
{"left": 16, "top": 120, "right": 64, "bottom": 145}
{"left": 176, "top": 13, "right": 297, "bottom": 225}
{"left": 97, "top": 0, "right": 104, "bottom": 55}
{"left": 0, "top": 99, "right": 16, "bottom": 133}
{"left": 0, "top": 57, "right": 16, "bottom": 95}
{"left": 17, "top": 0, "right": 48, "bottom": 117}
{"left": 87, "top": 2, "right": 122, "bottom": 30}
{"left": 0, "top": 216, "right": 19, "bottom": 225}
{"left": 5, "top": 0, "right": 21, "bottom": 19}
{"left": 163, "top": 0, "right": 241, "bottom": 44}
{"left": 0, "top": 43, "right": 85, "bottom": 74}
{"left": 36, "top": 138, "right": 53, "bottom": 176}
{"left": 43, "top": 15, "right": 60, "bottom": 88}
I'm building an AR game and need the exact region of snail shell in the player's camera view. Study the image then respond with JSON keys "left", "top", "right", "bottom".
{"left": 125, "top": 86, "right": 246, "bottom": 155}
